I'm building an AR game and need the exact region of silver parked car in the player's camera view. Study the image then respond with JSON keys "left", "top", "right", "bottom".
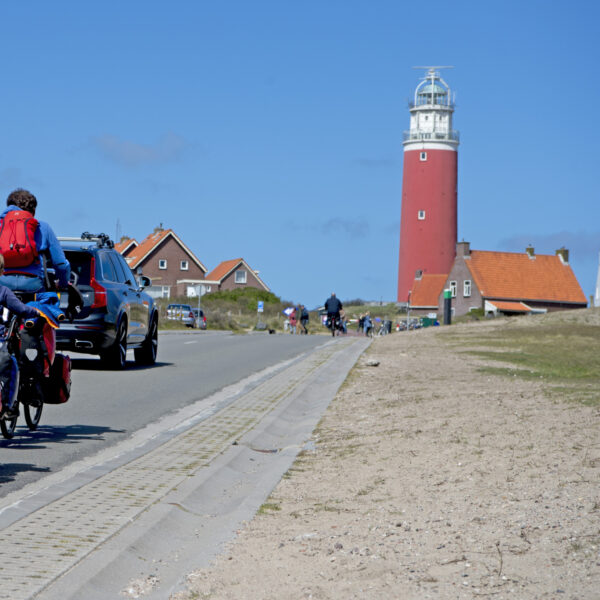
{"left": 166, "top": 303, "right": 196, "bottom": 328}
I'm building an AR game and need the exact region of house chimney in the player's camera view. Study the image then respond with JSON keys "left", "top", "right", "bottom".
{"left": 555, "top": 247, "right": 569, "bottom": 264}
{"left": 525, "top": 245, "right": 535, "bottom": 258}
{"left": 153, "top": 223, "right": 164, "bottom": 233}
{"left": 456, "top": 240, "right": 470, "bottom": 257}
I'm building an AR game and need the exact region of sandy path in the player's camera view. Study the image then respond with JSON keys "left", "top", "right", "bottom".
{"left": 172, "top": 320, "right": 599, "bottom": 599}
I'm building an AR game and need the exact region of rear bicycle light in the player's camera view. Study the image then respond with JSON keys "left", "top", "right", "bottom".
{"left": 90, "top": 257, "right": 107, "bottom": 309}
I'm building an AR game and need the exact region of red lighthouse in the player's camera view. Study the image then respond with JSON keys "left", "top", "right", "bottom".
{"left": 397, "top": 67, "right": 459, "bottom": 302}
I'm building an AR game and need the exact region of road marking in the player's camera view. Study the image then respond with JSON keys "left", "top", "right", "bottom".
{"left": 184, "top": 340, "right": 197, "bottom": 344}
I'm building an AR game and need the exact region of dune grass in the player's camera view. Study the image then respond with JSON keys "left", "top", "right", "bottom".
{"left": 441, "top": 317, "right": 600, "bottom": 406}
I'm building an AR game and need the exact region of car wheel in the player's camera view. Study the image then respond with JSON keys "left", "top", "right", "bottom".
{"left": 101, "top": 318, "right": 128, "bottom": 370}
{"left": 134, "top": 315, "right": 158, "bottom": 366}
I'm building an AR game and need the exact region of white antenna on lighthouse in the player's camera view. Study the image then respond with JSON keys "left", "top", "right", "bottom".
{"left": 594, "top": 251, "right": 600, "bottom": 307}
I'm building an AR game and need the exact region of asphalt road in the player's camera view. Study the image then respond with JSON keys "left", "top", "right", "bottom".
{"left": 0, "top": 330, "right": 325, "bottom": 497}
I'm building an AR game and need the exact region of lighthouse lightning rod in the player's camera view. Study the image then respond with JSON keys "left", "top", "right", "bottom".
{"left": 412, "top": 65, "right": 454, "bottom": 71}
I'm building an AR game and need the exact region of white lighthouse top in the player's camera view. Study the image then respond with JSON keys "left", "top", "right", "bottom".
{"left": 403, "top": 66, "right": 459, "bottom": 149}
{"left": 412, "top": 67, "right": 454, "bottom": 108}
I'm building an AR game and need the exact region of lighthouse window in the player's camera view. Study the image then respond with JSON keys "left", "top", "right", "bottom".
{"left": 418, "top": 210, "right": 426, "bottom": 220}
{"left": 420, "top": 152, "right": 427, "bottom": 161}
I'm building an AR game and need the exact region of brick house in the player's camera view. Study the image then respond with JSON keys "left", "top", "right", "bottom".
{"left": 408, "top": 273, "right": 447, "bottom": 317}
{"left": 441, "top": 241, "right": 587, "bottom": 318}
{"left": 120, "top": 227, "right": 208, "bottom": 298}
{"left": 204, "top": 258, "right": 270, "bottom": 293}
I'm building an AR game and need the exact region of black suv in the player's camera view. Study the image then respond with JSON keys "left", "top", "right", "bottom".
{"left": 56, "top": 233, "right": 159, "bottom": 369}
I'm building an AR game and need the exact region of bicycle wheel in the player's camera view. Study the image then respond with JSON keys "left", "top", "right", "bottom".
{"left": 24, "top": 402, "right": 43, "bottom": 431}
{"left": 0, "top": 413, "right": 18, "bottom": 439}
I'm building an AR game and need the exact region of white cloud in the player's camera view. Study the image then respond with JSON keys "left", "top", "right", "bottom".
{"left": 91, "top": 132, "right": 190, "bottom": 167}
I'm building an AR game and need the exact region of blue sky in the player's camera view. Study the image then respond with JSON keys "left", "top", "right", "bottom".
{"left": 2, "top": 1, "right": 599, "bottom": 308}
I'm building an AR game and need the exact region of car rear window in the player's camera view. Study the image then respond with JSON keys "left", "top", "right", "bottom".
{"left": 98, "top": 252, "right": 118, "bottom": 282}
{"left": 65, "top": 250, "right": 92, "bottom": 285}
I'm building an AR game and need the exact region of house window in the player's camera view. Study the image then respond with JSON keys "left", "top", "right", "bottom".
{"left": 464, "top": 280, "right": 472, "bottom": 297}
{"left": 146, "top": 285, "right": 170, "bottom": 299}
{"left": 159, "top": 259, "right": 167, "bottom": 270}
{"left": 235, "top": 270, "right": 247, "bottom": 284}
{"left": 180, "top": 260, "right": 189, "bottom": 271}
{"left": 449, "top": 280, "right": 457, "bottom": 298}
{"left": 418, "top": 210, "right": 426, "bottom": 220}
{"left": 420, "top": 151, "right": 427, "bottom": 161}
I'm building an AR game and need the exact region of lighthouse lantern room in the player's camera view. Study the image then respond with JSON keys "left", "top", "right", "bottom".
{"left": 397, "top": 67, "right": 460, "bottom": 302}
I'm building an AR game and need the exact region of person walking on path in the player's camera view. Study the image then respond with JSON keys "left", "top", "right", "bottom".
{"left": 363, "top": 312, "right": 373, "bottom": 337}
{"left": 299, "top": 305, "right": 309, "bottom": 334}
{"left": 289, "top": 308, "right": 297, "bottom": 334}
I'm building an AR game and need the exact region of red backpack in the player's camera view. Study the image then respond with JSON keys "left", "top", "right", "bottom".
{"left": 0, "top": 210, "right": 39, "bottom": 268}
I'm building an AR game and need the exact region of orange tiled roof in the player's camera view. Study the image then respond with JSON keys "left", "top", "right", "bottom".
{"left": 205, "top": 258, "right": 270, "bottom": 291}
{"left": 114, "top": 238, "right": 137, "bottom": 253}
{"left": 125, "top": 229, "right": 172, "bottom": 269}
{"left": 204, "top": 259, "right": 244, "bottom": 282}
{"left": 467, "top": 250, "right": 587, "bottom": 304}
{"left": 488, "top": 300, "right": 532, "bottom": 312}
{"left": 409, "top": 274, "right": 447, "bottom": 307}
{"left": 125, "top": 229, "right": 207, "bottom": 272}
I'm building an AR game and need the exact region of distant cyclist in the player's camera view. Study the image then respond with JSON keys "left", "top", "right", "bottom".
{"left": 324, "top": 292, "right": 343, "bottom": 331}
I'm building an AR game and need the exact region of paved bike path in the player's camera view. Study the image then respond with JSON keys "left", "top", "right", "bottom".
{"left": 0, "top": 336, "right": 369, "bottom": 600}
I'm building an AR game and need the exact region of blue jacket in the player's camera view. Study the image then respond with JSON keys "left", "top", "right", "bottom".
{"left": 324, "top": 296, "right": 343, "bottom": 315}
{"left": 0, "top": 207, "right": 70, "bottom": 287}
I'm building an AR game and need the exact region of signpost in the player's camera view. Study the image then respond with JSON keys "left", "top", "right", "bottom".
{"left": 443, "top": 289, "right": 452, "bottom": 325}
{"left": 194, "top": 284, "right": 209, "bottom": 327}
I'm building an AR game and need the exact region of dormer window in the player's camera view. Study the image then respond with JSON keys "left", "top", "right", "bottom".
{"left": 159, "top": 259, "right": 167, "bottom": 270}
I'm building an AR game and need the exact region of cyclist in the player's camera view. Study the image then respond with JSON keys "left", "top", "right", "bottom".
{"left": 0, "top": 253, "right": 43, "bottom": 419}
{"left": 0, "top": 190, "right": 72, "bottom": 417}
{"left": 324, "top": 292, "right": 343, "bottom": 332}
{"left": 0, "top": 189, "right": 70, "bottom": 293}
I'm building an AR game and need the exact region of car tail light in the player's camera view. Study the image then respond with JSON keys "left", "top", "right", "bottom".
{"left": 90, "top": 257, "right": 107, "bottom": 309}
{"left": 189, "top": 312, "right": 194, "bottom": 319}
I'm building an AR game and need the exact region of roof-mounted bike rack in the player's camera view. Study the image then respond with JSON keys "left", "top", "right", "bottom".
{"left": 58, "top": 232, "right": 115, "bottom": 248}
